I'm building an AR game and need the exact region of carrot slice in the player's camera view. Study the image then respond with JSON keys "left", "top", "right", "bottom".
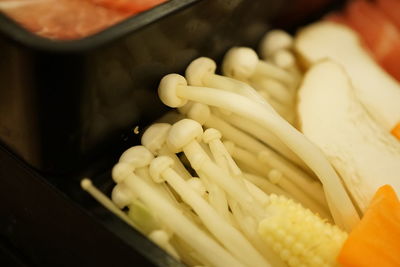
{"left": 391, "top": 123, "right": 400, "bottom": 140}
{"left": 337, "top": 185, "right": 400, "bottom": 267}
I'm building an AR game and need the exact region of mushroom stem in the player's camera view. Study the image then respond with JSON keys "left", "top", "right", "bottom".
{"left": 214, "top": 109, "right": 304, "bottom": 168}
{"left": 224, "top": 141, "right": 271, "bottom": 177}
{"left": 243, "top": 179, "right": 270, "bottom": 206}
{"left": 158, "top": 74, "right": 360, "bottom": 231}
{"left": 81, "top": 178, "right": 137, "bottom": 228}
{"left": 254, "top": 60, "right": 297, "bottom": 89}
{"left": 258, "top": 150, "right": 326, "bottom": 205}
{"left": 184, "top": 103, "right": 270, "bottom": 157}
{"left": 167, "top": 119, "right": 265, "bottom": 220}
{"left": 228, "top": 200, "right": 286, "bottom": 267}
{"left": 149, "top": 156, "right": 270, "bottom": 267}
{"left": 225, "top": 141, "right": 329, "bottom": 216}
{"left": 123, "top": 173, "right": 245, "bottom": 267}
{"left": 148, "top": 230, "right": 181, "bottom": 260}
{"left": 198, "top": 172, "right": 235, "bottom": 226}
{"left": 185, "top": 57, "right": 270, "bottom": 110}
{"left": 249, "top": 77, "right": 294, "bottom": 106}
{"left": 243, "top": 172, "right": 292, "bottom": 198}
{"left": 203, "top": 128, "right": 242, "bottom": 176}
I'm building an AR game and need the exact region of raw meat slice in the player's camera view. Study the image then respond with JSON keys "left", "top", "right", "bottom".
{"left": 91, "top": 0, "right": 167, "bottom": 14}
{"left": 345, "top": 0, "right": 400, "bottom": 82}
{"left": 0, "top": 0, "right": 130, "bottom": 40}
{"left": 377, "top": 0, "right": 400, "bottom": 30}
{"left": 326, "top": 0, "right": 400, "bottom": 82}
{"left": 345, "top": 0, "right": 400, "bottom": 59}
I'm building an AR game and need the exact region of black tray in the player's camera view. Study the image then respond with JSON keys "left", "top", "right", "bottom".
{"left": 0, "top": 0, "right": 286, "bottom": 174}
{"left": 0, "top": 0, "right": 339, "bottom": 175}
{"left": 0, "top": 0, "right": 341, "bottom": 266}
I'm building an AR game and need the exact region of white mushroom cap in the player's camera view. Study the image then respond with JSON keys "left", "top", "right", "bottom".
{"left": 141, "top": 123, "right": 172, "bottom": 155}
{"left": 149, "top": 156, "right": 175, "bottom": 183}
{"left": 259, "top": 29, "right": 294, "bottom": 59}
{"left": 119, "top": 145, "right": 154, "bottom": 168}
{"left": 185, "top": 57, "right": 217, "bottom": 86}
{"left": 111, "top": 183, "right": 135, "bottom": 209}
{"left": 186, "top": 102, "right": 211, "bottom": 125}
{"left": 112, "top": 162, "right": 133, "bottom": 183}
{"left": 222, "top": 47, "right": 259, "bottom": 80}
{"left": 202, "top": 128, "right": 222, "bottom": 144}
{"left": 167, "top": 119, "right": 204, "bottom": 153}
{"left": 158, "top": 74, "right": 188, "bottom": 108}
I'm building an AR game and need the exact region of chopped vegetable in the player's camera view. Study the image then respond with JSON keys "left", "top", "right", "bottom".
{"left": 338, "top": 185, "right": 400, "bottom": 267}
{"left": 158, "top": 72, "right": 359, "bottom": 230}
{"left": 345, "top": 0, "right": 400, "bottom": 82}
{"left": 149, "top": 155, "right": 269, "bottom": 267}
{"left": 297, "top": 60, "right": 400, "bottom": 212}
{"left": 295, "top": 21, "right": 400, "bottom": 131}
{"left": 81, "top": 17, "right": 400, "bottom": 266}
{"left": 392, "top": 123, "right": 400, "bottom": 140}
{"left": 259, "top": 194, "right": 347, "bottom": 267}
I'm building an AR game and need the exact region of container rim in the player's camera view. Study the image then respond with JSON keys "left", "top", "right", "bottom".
{"left": 0, "top": 0, "right": 201, "bottom": 52}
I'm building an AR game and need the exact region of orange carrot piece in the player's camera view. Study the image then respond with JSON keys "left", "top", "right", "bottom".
{"left": 337, "top": 185, "right": 400, "bottom": 267}
{"left": 391, "top": 123, "right": 400, "bottom": 140}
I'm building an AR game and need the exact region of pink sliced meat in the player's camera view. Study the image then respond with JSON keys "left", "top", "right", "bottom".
{"left": 326, "top": 0, "right": 400, "bottom": 82}
{"left": 0, "top": 0, "right": 131, "bottom": 40}
{"left": 377, "top": 0, "right": 400, "bottom": 30}
{"left": 345, "top": 0, "right": 400, "bottom": 59}
{"left": 345, "top": 0, "right": 400, "bottom": 81}
{"left": 91, "top": 0, "right": 167, "bottom": 14}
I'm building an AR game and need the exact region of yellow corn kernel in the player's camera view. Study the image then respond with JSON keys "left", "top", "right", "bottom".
{"left": 258, "top": 194, "right": 347, "bottom": 267}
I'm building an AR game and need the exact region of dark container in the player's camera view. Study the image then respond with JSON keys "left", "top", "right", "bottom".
{"left": 0, "top": 0, "right": 341, "bottom": 266}
{"left": 0, "top": 0, "right": 336, "bottom": 175}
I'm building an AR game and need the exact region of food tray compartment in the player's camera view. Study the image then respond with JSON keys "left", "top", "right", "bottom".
{"left": 0, "top": 0, "right": 342, "bottom": 266}
{"left": 0, "top": 0, "right": 294, "bottom": 174}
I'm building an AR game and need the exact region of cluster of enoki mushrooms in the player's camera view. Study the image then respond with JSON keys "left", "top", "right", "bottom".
{"left": 82, "top": 21, "right": 400, "bottom": 267}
